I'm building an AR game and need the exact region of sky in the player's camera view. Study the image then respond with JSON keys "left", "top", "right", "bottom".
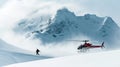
{"left": 0, "top": 0, "right": 7, "bottom": 7}
{"left": 0, "top": 0, "right": 119, "bottom": 25}
{"left": 0, "top": 0, "right": 119, "bottom": 53}
{"left": 0, "top": 0, "right": 119, "bottom": 24}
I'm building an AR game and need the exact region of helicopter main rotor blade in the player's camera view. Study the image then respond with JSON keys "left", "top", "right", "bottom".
{"left": 66, "top": 40, "right": 82, "bottom": 42}
{"left": 66, "top": 40, "right": 89, "bottom": 42}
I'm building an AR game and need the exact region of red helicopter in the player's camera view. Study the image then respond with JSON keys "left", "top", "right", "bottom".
{"left": 77, "top": 40, "right": 104, "bottom": 52}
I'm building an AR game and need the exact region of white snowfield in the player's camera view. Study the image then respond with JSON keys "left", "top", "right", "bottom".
{"left": 0, "top": 39, "right": 51, "bottom": 66}
{"left": 6, "top": 50, "right": 120, "bottom": 67}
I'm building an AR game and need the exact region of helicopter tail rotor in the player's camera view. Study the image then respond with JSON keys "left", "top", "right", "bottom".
{"left": 101, "top": 42, "right": 105, "bottom": 48}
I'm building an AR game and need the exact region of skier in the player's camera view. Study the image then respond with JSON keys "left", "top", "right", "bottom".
{"left": 36, "top": 49, "right": 40, "bottom": 55}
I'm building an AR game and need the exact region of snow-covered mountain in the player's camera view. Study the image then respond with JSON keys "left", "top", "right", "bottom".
{"left": 6, "top": 50, "right": 120, "bottom": 67}
{"left": 14, "top": 8, "right": 120, "bottom": 48}
{"left": 0, "top": 39, "right": 51, "bottom": 66}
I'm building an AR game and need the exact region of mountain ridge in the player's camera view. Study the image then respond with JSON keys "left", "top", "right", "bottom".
{"left": 14, "top": 8, "right": 120, "bottom": 48}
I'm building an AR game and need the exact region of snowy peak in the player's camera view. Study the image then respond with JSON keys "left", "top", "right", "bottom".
{"left": 55, "top": 8, "right": 75, "bottom": 19}
{"left": 56, "top": 8, "right": 75, "bottom": 17}
{"left": 102, "top": 17, "right": 119, "bottom": 30}
{"left": 96, "top": 17, "right": 120, "bottom": 47}
{"left": 14, "top": 8, "right": 120, "bottom": 48}
{"left": 51, "top": 9, "right": 104, "bottom": 34}
{"left": 98, "top": 17, "right": 119, "bottom": 37}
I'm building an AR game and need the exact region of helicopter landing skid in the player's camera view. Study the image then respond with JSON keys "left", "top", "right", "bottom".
{"left": 77, "top": 48, "right": 89, "bottom": 53}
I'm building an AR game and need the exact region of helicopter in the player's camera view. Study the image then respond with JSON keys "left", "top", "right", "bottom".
{"left": 77, "top": 40, "right": 104, "bottom": 52}
{"left": 67, "top": 40, "right": 104, "bottom": 52}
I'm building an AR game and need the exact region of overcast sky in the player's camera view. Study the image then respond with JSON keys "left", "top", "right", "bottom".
{"left": 0, "top": 0, "right": 119, "bottom": 23}
{"left": 0, "top": 0, "right": 7, "bottom": 7}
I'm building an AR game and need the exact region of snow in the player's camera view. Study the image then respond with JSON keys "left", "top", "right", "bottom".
{"left": 14, "top": 8, "right": 120, "bottom": 48}
{"left": 1, "top": 7, "right": 120, "bottom": 67}
{"left": 0, "top": 1, "right": 120, "bottom": 67}
{"left": 0, "top": 50, "right": 51, "bottom": 66}
{"left": 0, "top": 39, "right": 26, "bottom": 53}
{"left": 0, "top": 39, "right": 51, "bottom": 66}
{"left": 6, "top": 50, "right": 120, "bottom": 67}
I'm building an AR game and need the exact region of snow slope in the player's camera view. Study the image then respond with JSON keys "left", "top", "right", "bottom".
{"left": 0, "top": 51, "right": 51, "bottom": 66}
{"left": 6, "top": 50, "right": 120, "bottom": 67}
{"left": 0, "top": 39, "right": 51, "bottom": 66}
{"left": 0, "top": 39, "right": 25, "bottom": 52}
{"left": 14, "top": 8, "right": 120, "bottom": 48}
